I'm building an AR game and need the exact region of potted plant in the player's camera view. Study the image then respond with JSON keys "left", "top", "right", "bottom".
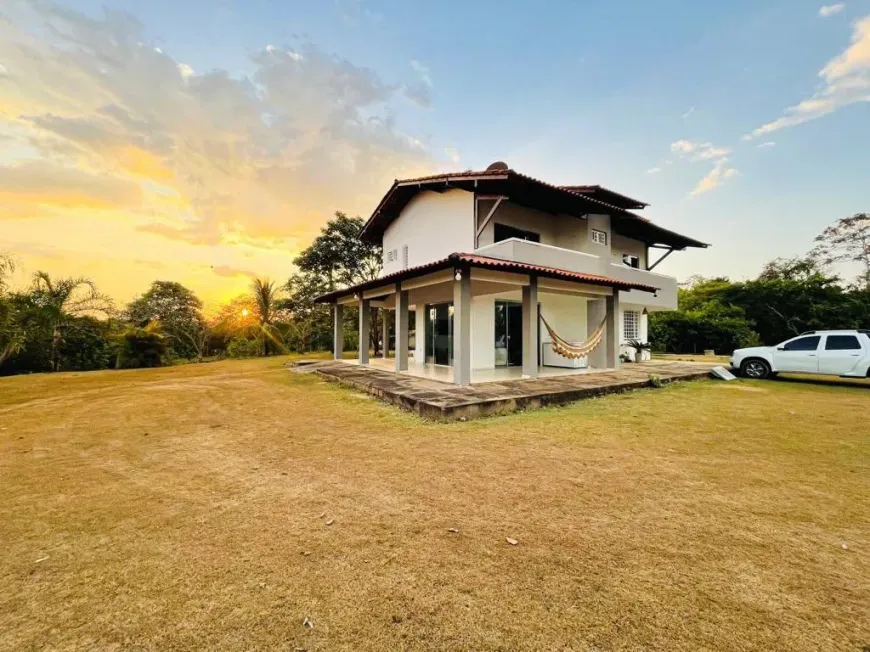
{"left": 627, "top": 339, "right": 651, "bottom": 363}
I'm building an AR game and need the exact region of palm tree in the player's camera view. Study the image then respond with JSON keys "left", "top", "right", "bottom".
{"left": 0, "top": 252, "right": 14, "bottom": 294}
{"left": 30, "top": 271, "right": 113, "bottom": 371}
{"left": 250, "top": 278, "right": 284, "bottom": 355}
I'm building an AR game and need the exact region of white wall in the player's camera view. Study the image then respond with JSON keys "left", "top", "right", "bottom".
{"left": 381, "top": 189, "right": 474, "bottom": 276}
{"left": 611, "top": 233, "right": 646, "bottom": 268}
{"left": 619, "top": 304, "right": 650, "bottom": 360}
{"left": 468, "top": 288, "right": 588, "bottom": 370}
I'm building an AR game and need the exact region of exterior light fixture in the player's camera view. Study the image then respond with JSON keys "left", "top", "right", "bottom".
{"left": 454, "top": 270, "right": 462, "bottom": 281}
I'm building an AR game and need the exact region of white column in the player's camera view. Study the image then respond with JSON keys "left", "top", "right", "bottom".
{"left": 452, "top": 270, "right": 472, "bottom": 386}
{"left": 332, "top": 303, "right": 344, "bottom": 360}
{"left": 381, "top": 308, "right": 390, "bottom": 359}
{"left": 358, "top": 297, "right": 370, "bottom": 365}
{"left": 522, "top": 276, "right": 539, "bottom": 378}
{"left": 414, "top": 305, "right": 425, "bottom": 365}
{"left": 605, "top": 291, "right": 620, "bottom": 369}
{"left": 586, "top": 298, "right": 607, "bottom": 369}
{"left": 395, "top": 286, "right": 409, "bottom": 372}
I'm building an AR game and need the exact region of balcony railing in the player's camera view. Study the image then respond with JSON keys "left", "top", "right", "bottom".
{"left": 474, "top": 238, "right": 677, "bottom": 310}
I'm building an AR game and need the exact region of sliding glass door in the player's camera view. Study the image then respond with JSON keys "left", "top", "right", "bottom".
{"left": 425, "top": 303, "right": 453, "bottom": 366}
{"left": 494, "top": 301, "right": 523, "bottom": 367}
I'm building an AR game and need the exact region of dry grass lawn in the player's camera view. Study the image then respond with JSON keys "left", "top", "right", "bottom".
{"left": 1, "top": 357, "right": 868, "bottom": 651}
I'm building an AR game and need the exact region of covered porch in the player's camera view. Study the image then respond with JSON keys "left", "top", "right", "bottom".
{"left": 317, "top": 253, "right": 659, "bottom": 387}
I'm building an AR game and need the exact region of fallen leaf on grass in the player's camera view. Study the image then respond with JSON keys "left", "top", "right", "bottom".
{"left": 506, "top": 538, "right": 518, "bottom": 545}
{"left": 303, "top": 617, "right": 314, "bottom": 629}
{"left": 325, "top": 518, "right": 334, "bottom": 526}
{"left": 447, "top": 528, "right": 459, "bottom": 534}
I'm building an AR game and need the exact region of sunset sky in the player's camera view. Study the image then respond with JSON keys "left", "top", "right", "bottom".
{"left": 1, "top": 0, "right": 868, "bottom": 310}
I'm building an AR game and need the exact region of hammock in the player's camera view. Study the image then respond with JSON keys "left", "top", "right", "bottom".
{"left": 540, "top": 315, "right": 607, "bottom": 360}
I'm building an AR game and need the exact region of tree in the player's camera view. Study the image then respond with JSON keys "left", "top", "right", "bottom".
{"left": 0, "top": 297, "right": 25, "bottom": 368}
{"left": 0, "top": 252, "right": 14, "bottom": 294}
{"left": 250, "top": 278, "right": 286, "bottom": 356}
{"left": 292, "top": 212, "right": 382, "bottom": 354}
{"left": 812, "top": 213, "right": 870, "bottom": 289}
{"left": 29, "top": 272, "right": 113, "bottom": 371}
{"left": 282, "top": 271, "right": 333, "bottom": 353}
{"left": 0, "top": 253, "right": 24, "bottom": 368}
{"left": 112, "top": 321, "right": 167, "bottom": 368}
{"left": 757, "top": 256, "right": 826, "bottom": 283}
{"left": 294, "top": 212, "right": 382, "bottom": 291}
{"left": 125, "top": 281, "right": 205, "bottom": 360}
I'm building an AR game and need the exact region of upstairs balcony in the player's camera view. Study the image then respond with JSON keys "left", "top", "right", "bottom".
{"left": 474, "top": 238, "right": 678, "bottom": 310}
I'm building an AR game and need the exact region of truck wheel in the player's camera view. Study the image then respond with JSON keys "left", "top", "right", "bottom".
{"left": 740, "top": 358, "right": 771, "bottom": 379}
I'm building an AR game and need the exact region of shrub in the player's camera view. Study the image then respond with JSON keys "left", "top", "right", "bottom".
{"left": 227, "top": 337, "right": 260, "bottom": 359}
{"left": 113, "top": 325, "right": 167, "bottom": 368}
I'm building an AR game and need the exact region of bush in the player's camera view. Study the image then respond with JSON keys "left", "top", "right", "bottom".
{"left": 227, "top": 337, "right": 260, "bottom": 358}
{"left": 113, "top": 325, "right": 167, "bottom": 368}
{"left": 649, "top": 311, "right": 760, "bottom": 355}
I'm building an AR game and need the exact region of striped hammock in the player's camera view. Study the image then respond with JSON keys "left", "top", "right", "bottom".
{"left": 540, "top": 315, "right": 607, "bottom": 360}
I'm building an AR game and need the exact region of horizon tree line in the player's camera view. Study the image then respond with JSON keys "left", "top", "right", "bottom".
{"left": 1, "top": 212, "right": 867, "bottom": 374}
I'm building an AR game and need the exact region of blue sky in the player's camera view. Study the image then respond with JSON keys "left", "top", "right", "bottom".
{"left": 1, "top": 0, "right": 868, "bottom": 304}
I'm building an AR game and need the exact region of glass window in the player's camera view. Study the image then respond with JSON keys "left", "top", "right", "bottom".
{"left": 825, "top": 335, "right": 861, "bottom": 350}
{"left": 782, "top": 336, "right": 821, "bottom": 351}
{"left": 591, "top": 229, "right": 608, "bottom": 245}
{"left": 623, "top": 310, "right": 640, "bottom": 341}
{"left": 493, "top": 223, "right": 540, "bottom": 243}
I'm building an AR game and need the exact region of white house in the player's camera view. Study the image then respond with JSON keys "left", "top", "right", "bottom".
{"left": 317, "top": 162, "right": 708, "bottom": 385}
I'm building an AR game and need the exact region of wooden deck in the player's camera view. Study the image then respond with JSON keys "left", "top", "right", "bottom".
{"left": 294, "top": 360, "right": 718, "bottom": 421}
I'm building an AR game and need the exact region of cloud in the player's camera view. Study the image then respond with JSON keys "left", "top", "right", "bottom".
{"left": 745, "top": 15, "right": 870, "bottom": 139}
{"left": 0, "top": 160, "right": 142, "bottom": 213}
{"left": 819, "top": 4, "right": 846, "bottom": 17}
{"left": 0, "top": 1, "right": 436, "bottom": 249}
{"left": 689, "top": 158, "right": 739, "bottom": 197}
{"left": 669, "top": 139, "right": 732, "bottom": 160}
{"left": 443, "top": 146, "right": 461, "bottom": 164}
{"left": 210, "top": 264, "right": 258, "bottom": 279}
{"left": 646, "top": 167, "right": 662, "bottom": 174}
{"left": 758, "top": 141, "right": 776, "bottom": 148}
{"left": 681, "top": 106, "right": 695, "bottom": 119}
{"left": 404, "top": 59, "right": 433, "bottom": 108}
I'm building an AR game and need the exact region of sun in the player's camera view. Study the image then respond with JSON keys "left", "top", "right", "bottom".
{"left": 241, "top": 308, "right": 249, "bottom": 318}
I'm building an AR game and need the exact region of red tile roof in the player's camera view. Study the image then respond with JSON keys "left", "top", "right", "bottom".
{"left": 315, "top": 252, "right": 658, "bottom": 303}
{"left": 558, "top": 184, "right": 648, "bottom": 210}
{"left": 358, "top": 167, "right": 708, "bottom": 248}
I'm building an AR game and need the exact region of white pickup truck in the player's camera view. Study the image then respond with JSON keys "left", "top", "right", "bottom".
{"left": 731, "top": 330, "right": 870, "bottom": 379}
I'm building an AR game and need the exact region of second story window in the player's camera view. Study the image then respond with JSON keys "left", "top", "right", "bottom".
{"left": 591, "top": 229, "right": 608, "bottom": 246}
{"left": 622, "top": 254, "right": 640, "bottom": 269}
{"left": 385, "top": 248, "right": 398, "bottom": 263}
{"left": 494, "top": 223, "right": 540, "bottom": 243}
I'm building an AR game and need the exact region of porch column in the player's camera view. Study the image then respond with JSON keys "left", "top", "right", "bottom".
{"left": 332, "top": 303, "right": 344, "bottom": 360}
{"left": 395, "top": 286, "right": 409, "bottom": 372}
{"left": 605, "top": 291, "right": 620, "bottom": 369}
{"left": 522, "top": 276, "right": 539, "bottom": 379}
{"left": 452, "top": 269, "right": 472, "bottom": 386}
{"left": 358, "top": 296, "right": 370, "bottom": 365}
{"left": 414, "top": 306, "right": 425, "bottom": 365}
{"left": 587, "top": 299, "right": 606, "bottom": 369}
{"left": 381, "top": 308, "right": 390, "bottom": 359}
